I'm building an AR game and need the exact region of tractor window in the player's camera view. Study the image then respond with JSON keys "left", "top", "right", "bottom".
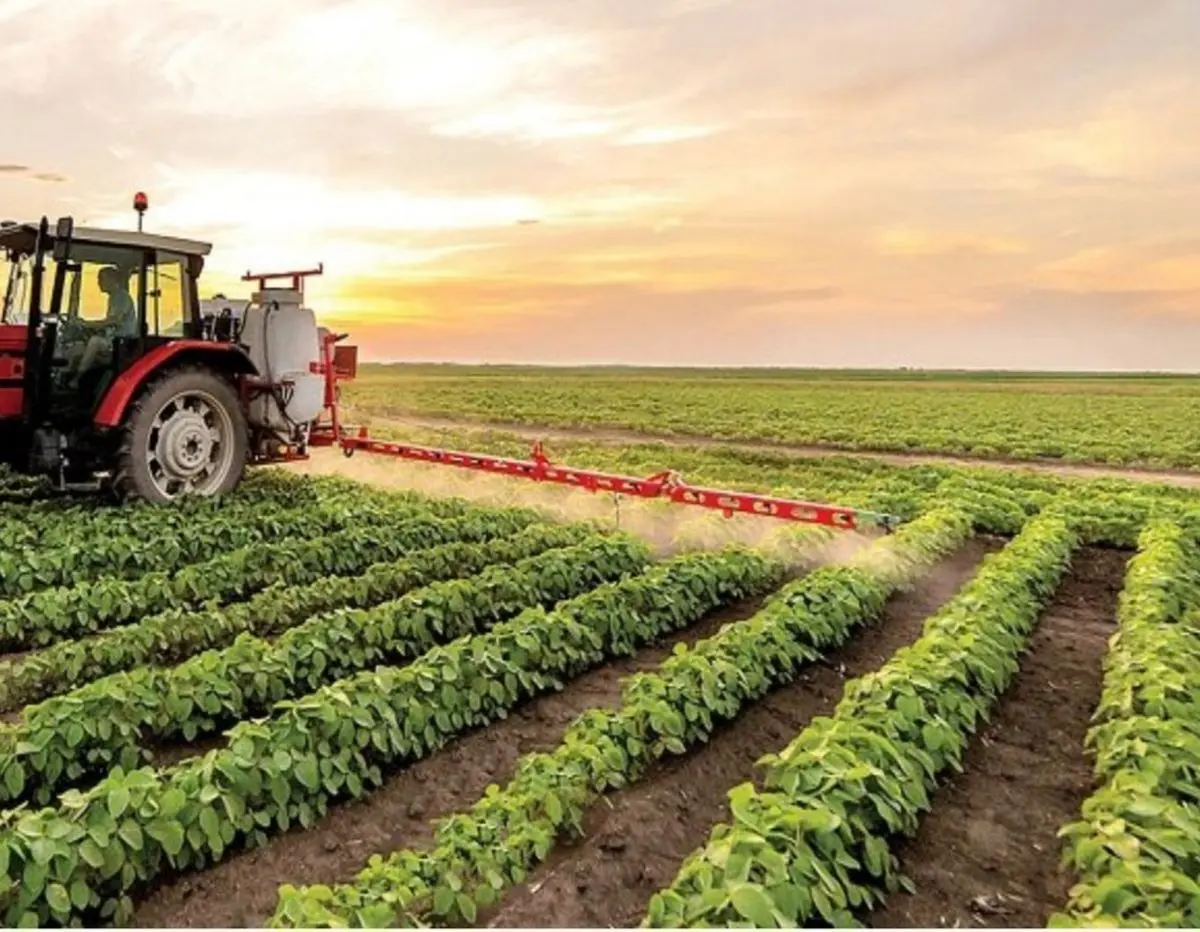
{"left": 74, "top": 267, "right": 117, "bottom": 323}
{"left": 1, "top": 252, "right": 48, "bottom": 324}
{"left": 149, "top": 253, "right": 188, "bottom": 337}
{"left": 0, "top": 252, "right": 13, "bottom": 321}
{"left": 60, "top": 244, "right": 143, "bottom": 337}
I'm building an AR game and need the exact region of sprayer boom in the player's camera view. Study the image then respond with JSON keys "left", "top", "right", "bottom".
{"left": 335, "top": 429, "right": 901, "bottom": 533}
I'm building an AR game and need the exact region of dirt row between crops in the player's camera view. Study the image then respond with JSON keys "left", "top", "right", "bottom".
{"left": 361, "top": 412, "right": 1200, "bottom": 489}
{"left": 869, "top": 545, "right": 1124, "bottom": 928}
{"left": 129, "top": 538, "right": 999, "bottom": 927}
{"left": 482, "top": 536, "right": 1003, "bottom": 928}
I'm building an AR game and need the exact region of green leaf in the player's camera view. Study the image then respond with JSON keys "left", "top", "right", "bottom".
{"left": 29, "top": 837, "right": 56, "bottom": 866}
{"left": 199, "top": 807, "right": 221, "bottom": 839}
{"left": 296, "top": 758, "right": 320, "bottom": 790}
{"left": 107, "top": 786, "right": 130, "bottom": 819}
{"left": 79, "top": 839, "right": 106, "bottom": 869}
{"left": 69, "top": 878, "right": 91, "bottom": 909}
{"left": 46, "top": 882, "right": 71, "bottom": 915}
{"left": 3, "top": 763, "right": 25, "bottom": 799}
{"left": 432, "top": 885, "right": 455, "bottom": 916}
{"left": 148, "top": 819, "right": 185, "bottom": 857}
{"left": 160, "top": 787, "right": 186, "bottom": 819}
{"left": 457, "top": 892, "right": 477, "bottom": 923}
{"left": 729, "top": 884, "right": 778, "bottom": 927}
{"left": 119, "top": 820, "right": 144, "bottom": 852}
{"left": 1098, "top": 883, "right": 1136, "bottom": 916}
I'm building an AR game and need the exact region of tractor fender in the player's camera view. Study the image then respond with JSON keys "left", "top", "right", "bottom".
{"left": 93, "top": 341, "right": 256, "bottom": 428}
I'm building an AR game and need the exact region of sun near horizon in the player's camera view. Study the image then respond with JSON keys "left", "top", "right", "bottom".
{"left": 2, "top": 0, "right": 1198, "bottom": 370}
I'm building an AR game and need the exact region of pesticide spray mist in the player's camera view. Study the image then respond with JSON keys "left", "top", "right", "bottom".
{"left": 286, "top": 448, "right": 881, "bottom": 572}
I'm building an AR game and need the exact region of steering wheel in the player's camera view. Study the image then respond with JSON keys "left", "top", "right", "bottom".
{"left": 59, "top": 316, "right": 89, "bottom": 342}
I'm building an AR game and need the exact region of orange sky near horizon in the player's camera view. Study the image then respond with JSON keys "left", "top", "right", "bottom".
{"left": 2, "top": 0, "right": 1198, "bottom": 369}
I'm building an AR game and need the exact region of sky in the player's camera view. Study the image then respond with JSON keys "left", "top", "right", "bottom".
{"left": 1, "top": 0, "right": 1199, "bottom": 369}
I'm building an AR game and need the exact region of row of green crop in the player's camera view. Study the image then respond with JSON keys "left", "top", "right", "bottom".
{"left": 360, "top": 416, "right": 1200, "bottom": 532}
{"left": 1050, "top": 519, "right": 1200, "bottom": 927}
{"left": 0, "top": 526, "right": 626, "bottom": 808}
{"left": 0, "top": 544, "right": 779, "bottom": 926}
{"left": 3, "top": 464, "right": 971, "bottom": 715}
{"left": 0, "top": 482, "right": 420, "bottom": 599}
{"left": 0, "top": 470, "right": 466, "bottom": 565}
{"left": 0, "top": 468, "right": 321, "bottom": 549}
{"left": 1, "top": 523, "right": 543, "bottom": 715}
{"left": 263, "top": 488, "right": 1188, "bottom": 929}
{"left": 636, "top": 506, "right": 1077, "bottom": 926}
{"left": 0, "top": 493, "right": 537, "bottom": 653}
{"left": 344, "top": 371, "right": 1200, "bottom": 468}
{"left": 257, "top": 485, "right": 1188, "bottom": 929}
{"left": 0, "top": 468, "right": 50, "bottom": 502}
{"left": 0, "top": 508, "right": 556, "bottom": 712}
{"left": 1029, "top": 490, "right": 1200, "bottom": 550}
{"left": 357, "top": 413, "right": 1200, "bottom": 539}
{"left": 267, "top": 494, "right": 978, "bottom": 927}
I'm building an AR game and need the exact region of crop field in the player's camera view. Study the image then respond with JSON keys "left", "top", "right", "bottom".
{"left": 0, "top": 394, "right": 1198, "bottom": 928}
{"left": 342, "top": 364, "right": 1200, "bottom": 471}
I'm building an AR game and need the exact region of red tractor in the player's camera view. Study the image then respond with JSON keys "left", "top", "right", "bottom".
{"left": 0, "top": 204, "right": 355, "bottom": 502}
{"left": 0, "top": 196, "right": 898, "bottom": 533}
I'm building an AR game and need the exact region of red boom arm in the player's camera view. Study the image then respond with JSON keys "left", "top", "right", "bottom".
{"left": 338, "top": 429, "right": 900, "bottom": 533}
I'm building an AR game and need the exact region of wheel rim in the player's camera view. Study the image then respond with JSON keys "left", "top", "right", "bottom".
{"left": 145, "top": 388, "right": 236, "bottom": 498}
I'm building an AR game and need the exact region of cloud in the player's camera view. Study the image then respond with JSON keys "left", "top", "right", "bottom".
{"left": 147, "top": 1, "right": 602, "bottom": 120}
{"left": 120, "top": 169, "right": 544, "bottom": 235}
{"left": 0, "top": 163, "right": 68, "bottom": 183}
{"left": 1034, "top": 241, "right": 1200, "bottom": 303}
{"left": 618, "top": 124, "right": 721, "bottom": 146}
{"left": 813, "top": 0, "right": 1174, "bottom": 112}
{"left": 0, "top": 0, "right": 1198, "bottom": 367}
{"left": 875, "top": 227, "right": 1029, "bottom": 257}
{"left": 336, "top": 279, "right": 1194, "bottom": 370}
{"left": 432, "top": 100, "right": 618, "bottom": 141}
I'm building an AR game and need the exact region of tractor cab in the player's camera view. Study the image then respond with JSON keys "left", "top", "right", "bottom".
{"left": 0, "top": 216, "right": 210, "bottom": 427}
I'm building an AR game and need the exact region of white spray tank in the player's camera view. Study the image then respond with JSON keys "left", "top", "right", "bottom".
{"left": 237, "top": 284, "right": 325, "bottom": 440}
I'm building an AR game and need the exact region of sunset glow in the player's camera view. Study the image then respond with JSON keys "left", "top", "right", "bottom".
{"left": 2, "top": 0, "right": 1198, "bottom": 368}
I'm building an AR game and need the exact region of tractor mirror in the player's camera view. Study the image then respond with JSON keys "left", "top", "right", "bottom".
{"left": 52, "top": 217, "right": 74, "bottom": 260}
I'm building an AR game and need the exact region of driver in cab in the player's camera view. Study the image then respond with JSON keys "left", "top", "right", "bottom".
{"left": 67, "top": 265, "right": 138, "bottom": 386}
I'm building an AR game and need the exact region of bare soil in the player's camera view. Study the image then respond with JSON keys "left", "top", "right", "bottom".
{"left": 1, "top": 650, "right": 32, "bottom": 722}
{"left": 867, "top": 545, "right": 1124, "bottom": 928}
{"left": 481, "top": 537, "right": 1004, "bottom": 928}
{"left": 129, "top": 594, "right": 776, "bottom": 928}
{"left": 360, "top": 412, "right": 1200, "bottom": 489}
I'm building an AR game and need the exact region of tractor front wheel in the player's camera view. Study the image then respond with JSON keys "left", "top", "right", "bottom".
{"left": 114, "top": 365, "right": 248, "bottom": 503}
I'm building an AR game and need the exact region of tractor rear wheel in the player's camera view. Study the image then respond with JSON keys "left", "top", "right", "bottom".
{"left": 113, "top": 364, "right": 248, "bottom": 503}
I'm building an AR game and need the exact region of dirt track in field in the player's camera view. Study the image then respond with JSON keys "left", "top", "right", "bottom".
{"left": 867, "top": 545, "right": 1123, "bottom": 929}
{"left": 355, "top": 412, "right": 1200, "bottom": 489}
{"left": 128, "top": 594, "right": 776, "bottom": 928}
{"left": 481, "top": 536, "right": 1003, "bottom": 928}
